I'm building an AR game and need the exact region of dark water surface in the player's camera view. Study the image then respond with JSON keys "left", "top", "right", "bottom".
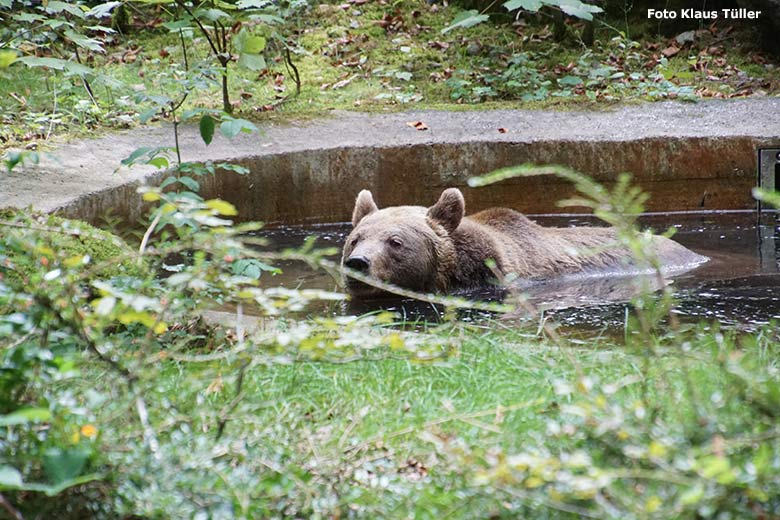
{"left": 251, "top": 212, "right": 780, "bottom": 331}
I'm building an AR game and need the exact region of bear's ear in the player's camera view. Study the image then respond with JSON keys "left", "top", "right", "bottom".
{"left": 352, "top": 190, "right": 379, "bottom": 227}
{"left": 427, "top": 188, "right": 464, "bottom": 233}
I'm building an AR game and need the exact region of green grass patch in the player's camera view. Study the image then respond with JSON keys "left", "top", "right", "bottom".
{"left": 42, "top": 321, "right": 776, "bottom": 518}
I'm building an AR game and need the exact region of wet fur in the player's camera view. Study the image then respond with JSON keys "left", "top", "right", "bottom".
{"left": 342, "top": 189, "right": 708, "bottom": 297}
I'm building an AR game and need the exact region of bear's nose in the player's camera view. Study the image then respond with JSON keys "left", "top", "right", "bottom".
{"left": 345, "top": 255, "right": 370, "bottom": 272}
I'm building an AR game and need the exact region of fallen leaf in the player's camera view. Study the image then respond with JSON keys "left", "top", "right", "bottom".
{"left": 429, "top": 40, "right": 450, "bottom": 50}
{"left": 406, "top": 121, "right": 428, "bottom": 131}
{"left": 661, "top": 45, "right": 680, "bottom": 58}
{"left": 331, "top": 75, "right": 355, "bottom": 89}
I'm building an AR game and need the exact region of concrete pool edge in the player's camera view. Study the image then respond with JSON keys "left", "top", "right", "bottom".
{"left": 2, "top": 98, "right": 779, "bottom": 225}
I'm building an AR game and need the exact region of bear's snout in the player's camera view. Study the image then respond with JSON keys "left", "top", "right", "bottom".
{"left": 344, "top": 255, "right": 370, "bottom": 273}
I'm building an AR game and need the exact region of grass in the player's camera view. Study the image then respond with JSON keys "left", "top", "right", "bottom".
{"left": 35, "top": 317, "right": 774, "bottom": 518}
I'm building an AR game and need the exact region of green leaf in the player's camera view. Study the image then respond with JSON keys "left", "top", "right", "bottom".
{"left": 219, "top": 118, "right": 258, "bottom": 139}
{"left": 13, "top": 12, "right": 46, "bottom": 23}
{"left": 0, "top": 466, "right": 23, "bottom": 489}
{"left": 247, "top": 13, "right": 285, "bottom": 24}
{"left": 236, "top": 0, "right": 271, "bottom": 7}
{"left": 753, "top": 188, "right": 780, "bottom": 208}
{"left": 3, "top": 150, "right": 39, "bottom": 173}
{"left": 87, "top": 1, "right": 122, "bottom": 18}
{"left": 0, "top": 50, "right": 18, "bottom": 68}
{"left": 162, "top": 19, "right": 194, "bottom": 31}
{"left": 0, "top": 407, "right": 51, "bottom": 426}
{"left": 139, "top": 108, "right": 158, "bottom": 124}
{"left": 148, "top": 157, "right": 169, "bottom": 169}
{"left": 121, "top": 146, "right": 156, "bottom": 166}
{"left": 194, "top": 7, "right": 229, "bottom": 21}
{"left": 43, "top": 18, "right": 73, "bottom": 30}
{"left": 556, "top": 0, "right": 602, "bottom": 20}
{"left": 679, "top": 484, "right": 704, "bottom": 505}
{"left": 441, "top": 9, "right": 490, "bottom": 34}
{"left": 177, "top": 176, "right": 200, "bottom": 191}
{"left": 503, "top": 0, "right": 542, "bottom": 12}
{"left": 25, "top": 473, "right": 101, "bottom": 496}
{"left": 17, "top": 56, "right": 93, "bottom": 76}
{"left": 237, "top": 52, "right": 267, "bottom": 71}
{"left": 85, "top": 24, "right": 116, "bottom": 34}
{"left": 232, "top": 258, "right": 280, "bottom": 278}
{"left": 200, "top": 114, "right": 216, "bottom": 145}
{"left": 235, "top": 30, "right": 267, "bottom": 71}
{"left": 43, "top": 448, "right": 90, "bottom": 486}
{"left": 558, "top": 75, "right": 583, "bottom": 86}
{"left": 753, "top": 443, "right": 772, "bottom": 475}
{"left": 64, "top": 29, "right": 105, "bottom": 53}
{"left": 45, "top": 0, "right": 87, "bottom": 18}
{"left": 219, "top": 163, "right": 250, "bottom": 175}
{"left": 205, "top": 199, "right": 238, "bottom": 216}
{"left": 234, "top": 30, "right": 266, "bottom": 54}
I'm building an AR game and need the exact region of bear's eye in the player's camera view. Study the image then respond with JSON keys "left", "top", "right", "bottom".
{"left": 388, "top": 237, "right": 403, "bottom": 248}
{"left": 350, "top": 237, "right": 360, "bottom": 247}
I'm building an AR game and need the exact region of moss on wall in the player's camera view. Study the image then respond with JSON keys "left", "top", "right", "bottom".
{"left": 0, "top": 210, "right": 146, "bottom": 286}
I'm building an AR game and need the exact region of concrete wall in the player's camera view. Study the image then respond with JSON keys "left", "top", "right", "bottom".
{"left": 183, "top": 137, "right": 767, "bottom": 224}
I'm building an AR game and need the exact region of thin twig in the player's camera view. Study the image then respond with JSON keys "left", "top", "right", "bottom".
{"left": 179, "top": 27, "right": 189, "bottom": 71}
{"left": 46, "top": 81, "right": 58, "bottom": 140}
{"left": 0, "top": 493, "right": 23, "bottom": 520}
{"left": 1, "top": 330, "right": 35, "bottom": 350}
{"left": 284, "top": 46, "right": 301, "bottom": 95}
{"left": 175, "top": 0, "right": 221, "bottom": 59}
{"left": 138, "top": 211, "right": 162, "bottom": 261}
{"left": 73, "top": 45, "right": 98, "bottom": 108}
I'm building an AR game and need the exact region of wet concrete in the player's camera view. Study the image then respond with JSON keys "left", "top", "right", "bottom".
{"left": 1, "top": 99, "right": 779, "bottom": 224}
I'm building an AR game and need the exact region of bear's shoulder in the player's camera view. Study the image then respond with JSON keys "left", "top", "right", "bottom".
{"left": 466, "top": 207, "right": 540, "bottom": 236}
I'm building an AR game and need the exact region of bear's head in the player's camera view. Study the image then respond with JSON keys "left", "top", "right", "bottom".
{"left": 341, "top": 188, "right": 464, "bottom": 298}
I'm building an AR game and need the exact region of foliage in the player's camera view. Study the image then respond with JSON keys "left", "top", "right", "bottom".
{"left": 0, "top": 0, "right": 304, "bottom": 152}
{"left": 445, "top": 36, "right": 696, "bottom": 103}
{"left": 151, "top": 0, "right": 304, "bottom": 113}
{"left": 442, "top": 0, "right": 602, "bottom": 34}
{"left": 447, "top": 327, "right": 780, "bottom": 519}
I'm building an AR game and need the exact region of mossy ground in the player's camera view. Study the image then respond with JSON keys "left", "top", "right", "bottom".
{"left": 0, "top": 210, "right": 143, "bottom": 285}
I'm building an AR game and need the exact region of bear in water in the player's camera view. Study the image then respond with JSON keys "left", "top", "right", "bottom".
{"left": 341, "top": 188, "right": 708, "bottom": 298}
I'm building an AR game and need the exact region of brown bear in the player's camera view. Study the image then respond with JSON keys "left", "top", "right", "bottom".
{"left": 341, "top": 188, "right": 708, "bottom": 298}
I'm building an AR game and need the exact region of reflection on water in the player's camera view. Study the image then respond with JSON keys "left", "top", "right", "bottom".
{"left": 250, "top": 212, "right": 780, "bottom": 331}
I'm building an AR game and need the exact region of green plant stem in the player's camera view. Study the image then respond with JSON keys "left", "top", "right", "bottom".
{"left": 73, "top": 45, "right": 98, "bottom": 108}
